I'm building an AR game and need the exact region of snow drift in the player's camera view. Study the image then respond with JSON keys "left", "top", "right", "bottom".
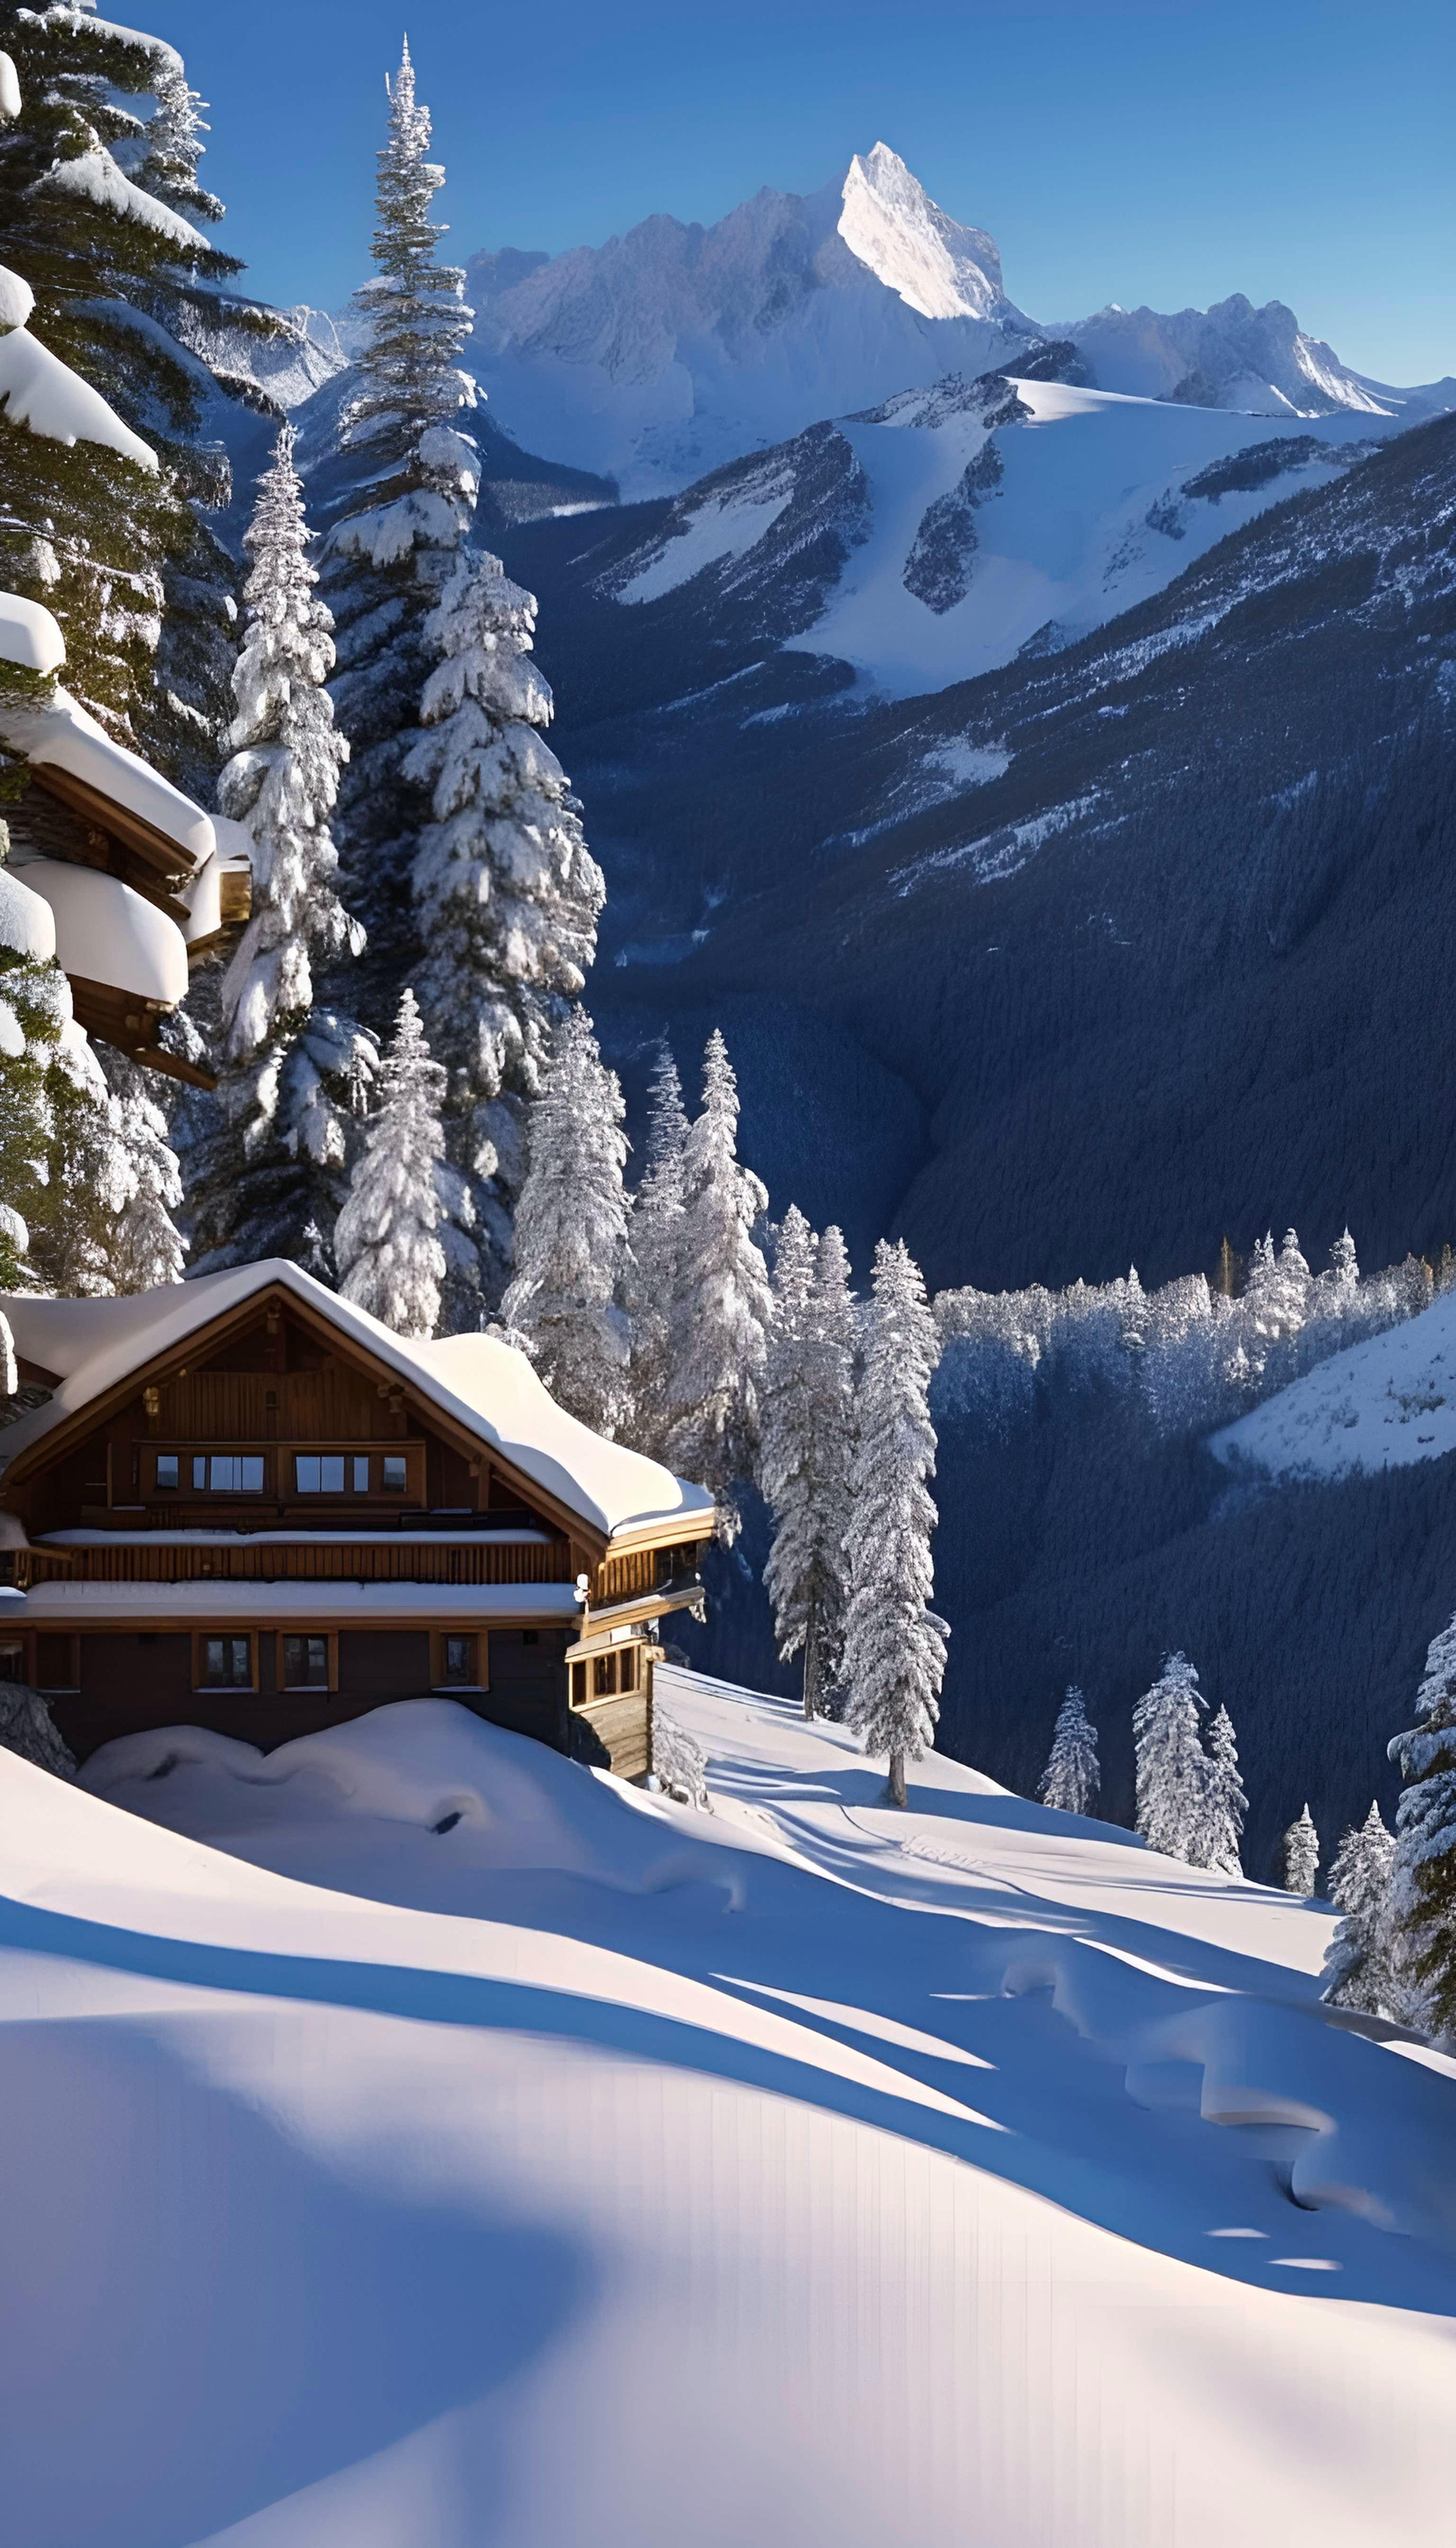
{"left": 1, "top": 1670, "right": 1450, "bottom": 2543}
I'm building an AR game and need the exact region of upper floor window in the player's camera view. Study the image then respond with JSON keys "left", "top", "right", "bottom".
{"left": 156, "top": 1454, "right": 179, "bottom": 1490}
{"left": 295, "top": 1454, "right": 348, "bottom": 1494}
{"left": 382, "top": 1454, "right": 408, "bottom": 1494}
{"left": 193, "top": 1456, "right": 264, "bottom": 1493}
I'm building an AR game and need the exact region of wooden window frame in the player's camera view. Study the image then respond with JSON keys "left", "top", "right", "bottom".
{"left": 429, "top": 1628, "right": 488, "bottom": 1693}
{"left": 191, "top": 1629, "right": 258, "bottom": 1694}
{"left": 275, "top": 1629, "right": 339, "bottom": 1693}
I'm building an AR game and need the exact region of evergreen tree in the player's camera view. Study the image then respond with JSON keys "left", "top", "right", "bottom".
{"left": 500, "top": 1004, "right": 631, "bottom": 1435}
{"left": 0, "top": 831, "right": 73, "bottom": 1287}
{"left": 0, "top": 3, "right": 267, "bottom": 749}
{"left": 1133, "top": 1652, "right": 1208, "bottom": 1861}
{"left": 183, "top": 424, "right": 365, "bottom": 1271}
{"left": 1038, "top": 1685, "right": 1100, "bottom": 1817}
{"left": 662, "top": 1030, "right": 771, "bottom": 1529}
{"left": 335, "top": 987, "right": 446, "bottom": 1339}
{"left": 1388, "top": 1612, "right": 1456, "bottom": 2039}
{"left": 1320, "top": 1802, "right": 1397, "bottom": 2018}
{"left": 1199, "top": 1705, "right": 1247, "bottom": 1874}
{"left": 841, "top": 1239, "right": 948, "bottom": 1809}
{"left": 406, "top": 547, "right": 604, "bottom": 1298}
{"left": 625, "top": 1040, "right": 690, "bottom": 1457}
{"left": 321, "top": 37, "right": 476, "bottom": 957}
{"left": 1281, "top": 1805, "right": 1320, "bottom": 1897}
{"left": 762, "top": 1209, "right": 857, "bottom": 1717}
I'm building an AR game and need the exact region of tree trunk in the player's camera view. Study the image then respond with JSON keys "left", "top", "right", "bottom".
{"left": 887, "top": 1748, "right": 907, "bottom": 1809}
{"left": 803, "top": 1599, "right": 819, "bottom": 1719}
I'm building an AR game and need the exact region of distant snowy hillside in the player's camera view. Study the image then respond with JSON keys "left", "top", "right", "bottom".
{"left": 9, "top": 1677, "right": 1447, "bottom": 2543}
{"left": 463, "top": 144, "right": 1449, "bottom": 498}
{"left": 598, "top": 353, "right": 1392, "bottom": 694}
{"left": 1213, "top": 1287, "right": 1456, "bottom": 1481}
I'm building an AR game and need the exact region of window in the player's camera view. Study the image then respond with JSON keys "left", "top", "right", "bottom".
{"left": 155, "top": 1454, "right": 179, "bottom": 1490}
{"left": 192, "top": 1456, "right": 264, "bottom": 1493}
{"left": 200, "top": 1636, "right": 252, "bottom": 1690}
{"left": 382, "top": 1454, "right": 408, "bottom": 1494}
{"left": 353, "top": 1455, "right": 370, "bottom": 1493}
{"left": 440, "top": 1634, "right": 478, "bottom": 1688}
{"left": 619, "top": 1644, "right": 638, "bottom": 1694}
{"left": 282, "top": 1634, "right": 329, "bottom": 1690}
{"left": 593, "top": 1651, "right": 616, "bottom": 1698}
{"left": 570, "top": 1661, "right": 588, "bottom": 1708}
{"left": 295, "top": 1454, "right": 346, "bottom": 1494}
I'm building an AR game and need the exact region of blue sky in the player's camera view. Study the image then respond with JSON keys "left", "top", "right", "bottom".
{"left": 155, "top": 0, "right": 1452, "bottom": 383}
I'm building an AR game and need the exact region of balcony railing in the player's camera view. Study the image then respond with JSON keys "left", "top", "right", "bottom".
{"left": 14, "top": 1538, "right": 572, "bottom": 1589}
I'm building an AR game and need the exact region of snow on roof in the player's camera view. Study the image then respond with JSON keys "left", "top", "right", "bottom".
{"left": 8, "top": 856, "right": 188, "bottom": 1002}
{"left": 0, "top": 1260, "right": 715, "bottom": 1541}
{"left": 0, "top": 50, "right": 19, "bottom": 122}
{"left": 0, "top": 326, "right": 156, "bottom": 469}
{"left": 0, "top": 684, "right": 213, "bottom": 864}
{"left": 0, "top": 864, "right": 57, "bottom": 962}
{"left": 1211, "top": 1286, "right": 1456, "bottom": 1481}
{"left": 0, "top": 592, "right": 65, "bottom": 675}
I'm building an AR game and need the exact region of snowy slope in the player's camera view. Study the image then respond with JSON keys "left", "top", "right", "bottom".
{"left": 600, "top": 361, "right": 1392, "bottom": 695}
{"left": 464, "top": 145, "right": 1447, "bottom": 500}
{"left": 1212, "top": 1286, "right": 1456, "bottom": 1480}
{"left": 8, "top": 1676, "right": 1451, "bottom": 2543}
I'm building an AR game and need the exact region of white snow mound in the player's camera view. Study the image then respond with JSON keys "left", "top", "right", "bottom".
{"left": 1, "top": 1673, "right": 1450, "bottom": 2546}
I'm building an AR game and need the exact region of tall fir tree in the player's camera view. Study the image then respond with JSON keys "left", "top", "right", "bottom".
{"left": 183, "top": 424, "right": 365, "bottom": 1271}
{"left": 625, "top": 1040, "right": 690, "bottom": 1457}
{"left": 335, "top": 987, "right": 446, "bottom": 1340}
{"left": 762, "top": 1208, "right": 857, "bottom": 1717}
{"left": 406, "top": 549, "right": 603, "bottom": 1303}
{"left": 662, "top": 1030, "right": 771, "bottom": 1529}
{"left": 841, "top": 1239, "right": 947, "bottom": 1809}
{"left": 1388, "top": 1612, "right": 1456, "bottom": 2039}
{"left": 1320, "top": 1803, "right": 1397, "bottom": 2019}
{"left": 1133, "top": 1653, "right": 1208, "bottom": 1862}
{"left": 1281, "top": 1805, "right": 1321, "bottom": 1897}
{"left": 1199, "top": 1705, "right": 1247, "bottom": 1874}
{"left": 1039, "top": 1685, "right": 1100, "bottom": 1817}
{"left": 0, "top": 2, "right": 272, "bottom": 760}
{"left": 320, "top": 37, "right": 476, "bottom": 961}
{"left": 500, "top": 1005, "right": 632, "bottom": 1435}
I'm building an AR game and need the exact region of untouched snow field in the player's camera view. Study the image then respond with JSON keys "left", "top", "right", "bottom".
{"left": 1213, "top": 1284, "right": 1456, "bottom": 1480}
{"left": 5, "top": 1671, "right": 1456, "bottom": 2545}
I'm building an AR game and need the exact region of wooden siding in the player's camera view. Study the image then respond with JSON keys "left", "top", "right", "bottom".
{"left": 14, "top": 1538, "right": 571, "bottom": 1588}
{"left": 569, "top": 1688, "right": 652, "bottom": 1784}
{"left": 593, "top": 1540, "right": 703, "bottom": 1605}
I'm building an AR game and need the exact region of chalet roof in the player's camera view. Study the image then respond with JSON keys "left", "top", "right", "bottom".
{"left": 0, "top": 683, "right": 215, "bottom": 869}
{"left": 0, "top": 1260, "right": 715, "bottom": 1545}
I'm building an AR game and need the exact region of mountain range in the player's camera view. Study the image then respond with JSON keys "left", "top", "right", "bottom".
{"left": 463, "top": 144, "right": 1453, "bottom": 498}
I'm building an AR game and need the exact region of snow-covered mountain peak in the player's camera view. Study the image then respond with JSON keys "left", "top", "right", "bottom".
{"left": 838, "top": 143, "right": 1006, "bottom": 321}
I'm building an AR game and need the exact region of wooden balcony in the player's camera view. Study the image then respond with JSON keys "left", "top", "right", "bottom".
{"left": 593, "top": 1542, "right": 703, "bottom": 1605}
{"left": 14, "top": 1538, "right": 572, "bottom": 1590}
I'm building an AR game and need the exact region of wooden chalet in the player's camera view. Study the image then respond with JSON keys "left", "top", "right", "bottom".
{"left": 0, "top": 1262, "right": 716, "bottom": 1780}
{"left": 0, "top": 592, "right": 251, "bottom": 1087}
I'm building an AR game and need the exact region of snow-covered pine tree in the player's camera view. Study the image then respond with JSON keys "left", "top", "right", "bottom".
{"left": 24, "top": 1010, "right": 182, "bottom": 1295}
{"left": 841, "top": 1238, "right": 948, "bottom": 1809}
{"left": 0, "top": 815, "right": 73, "bottom": 1287}
{"left": 1038, "top": 1685, "right": 1100, "bottom": 1817}
{"left": 1133, "top": 1652, "right": 1208, "bottom": 1861}
{"left": 1387, "top": 1612, "right": 1456, "bottom": 2039}
{"left": 1282, "top": 1805, "right": 1320, "bottom": 1897}
{"left": 1199, "top": 1705, "right": 1247, "bottom": 1874}
{"left": 762, "top": 1208, "right": 857, "bottom": 1717}
{"left": 0, "top": 3, "right": 272, "bottom": 756}
{"left": 499, "top": 1005, "right": 631, "bottom": 1435}
{"left": 406, "top": 547, "right": 604, "bottom": 1300}
{"left": 625, "top": 1041, "right": 691, "bottom": 1457}
{"left": 321, "top": 38, "right": 477, "bottom": 957}
{"left": 335, "top": 987, "right": 446, "bottom": 1340}
{"left": 662, "top": 1031, "right": 771, "bottom": 1530}
{"left": 1320, "top": 1802, "right": 1397, "bottom": 2018}
{"left": 183, "top": 424, "right": 366, "bottom": 1271}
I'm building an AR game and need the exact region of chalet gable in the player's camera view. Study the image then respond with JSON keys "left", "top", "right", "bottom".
{"left": 0, "top": 1261, "right": 715, "bottom": 1557}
